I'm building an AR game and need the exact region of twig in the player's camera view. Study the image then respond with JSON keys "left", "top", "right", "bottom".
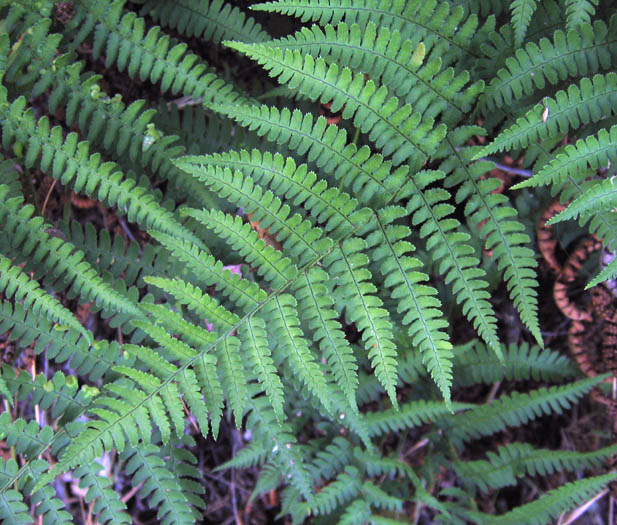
{"left": 40, "top": 179, "right": 57, "bottom": 218}
{"left": 558, "top": 488, "right": 607, "bottom": 525}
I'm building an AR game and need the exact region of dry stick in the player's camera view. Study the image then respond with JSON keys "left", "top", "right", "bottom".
{"left": 40, "top": 179, "right": 57, "bottom": 218}
{"left": 558, "top": 488, "right": 608, "bottom": 525}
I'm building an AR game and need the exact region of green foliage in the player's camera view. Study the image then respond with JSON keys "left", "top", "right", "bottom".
{"left": 0, "top": 0, "right": 616, "bottom": 523}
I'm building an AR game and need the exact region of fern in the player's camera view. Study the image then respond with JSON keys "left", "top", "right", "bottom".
{"left": 2, "top": 1, "right": 617, "bottom": 523}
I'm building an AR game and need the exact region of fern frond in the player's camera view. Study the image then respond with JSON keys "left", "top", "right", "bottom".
{"left": 0, "top": 95, "right": 203, "bottom": 250}
{"left": 162, "top": 435, "right": 206, "bottom": 514}
{"left": 480, "top": 16, "right": 617, "bottom": 113}
{"left": 547, "top": 175, "right": 617, "bottom": 225}
{"left": 443, "top": 375, "right": 607, "bottom": 446}
{"left": 22, "top": 460, "right": 73, "bottom": 525}
{"left": 456, "top": 441, "right": 617, "bottom": 492}
{"left": 217, "top": 335, "right": 248, "bottom": 429}
{"left": 122, "top": 444, "right": 196, "bottom": 525}
{"left": 72, "top": 462, "right": 131, "bottom": 524}
{"left": 251, "top": 0, "right": 481, "bottom": 61}
{"left": 211, "top": 103, "right": 407, "bottom": 204}
{"left": 453, "top": 341, "right": 578, "bottom": 387}
{"left": 292, "top": 267, "right": 359, "bottom": 412}
{"left": 176, "top": 150, "right": 370, "bottom": 241}
{"left": 71, "top": 0, "right": 245, "bottom": 105}
{"left": 325, "top": 239, "right": 398, "bottom": 406}
{"left": 141, "top": 0, "right": 269, "bottom": 44}
{"left": 148, "top": 231, "right": 266, "bottom": 311}
{"left": 365, "top": 400, "right": 469, "bottom": 438}
{"left": 565, "top": 0, "right": 598, "bottom": 31}
{"left": 240, "top": 316, "right": 285, "bottom": 422}
{"left": 0, "top": 254, "right": 88, "bottom": 343}
{"left": 367, "top": 206, "right": 454, "bottom": 403}
{"left": 0, "top": 301, "right": 125, "bottom": 380}
{"left": 400, "top": 171, "right": 503, "bottom": 353}
{"left": 262, "top": 294, "right": 333, "bottom": 415}
{"left": 440, "top": 133, "right": 541, "bottom": 345}
{"left": 183, "top": 169, "right": 330, "bottom": 263}
{"left": 514, "top": 125, "right": 617, "bottom": 191}
{"left": 467, "top": 472, "right": 617, "bottom": 524}
{"left": 510, "top": 0, "right": 538, "bottom": 47}
{"left": 261, "top": 21, "right": 483, "bottom": 122}
{"left": 0, "top": 186, "right": 141, "bottom": 318}
{"left": 224, "top": 43, "right": 446, "bottom": 170}
{"left": 476, "top": 73, "right": 617, "bottom": 157}
{"left": 0, "top": 459, "right": 32, "bottom": 523}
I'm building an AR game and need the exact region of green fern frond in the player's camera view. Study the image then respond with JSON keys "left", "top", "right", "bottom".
{"left": 71, "top": 0, "right": 245, "bottom": 105}
{"left": 72, "top": 463, "right": 131, "bottom": 524}
{"left": 0, "top": 254, "right": 89, "bottom": 343}
{"left": 182, "top": 169, "right": 331, "bottom": 264}
{"left": 292, "top": 267, "right": 359, "bottom": 413}
{"left": 514, "top": 125, "right": 617, "bottom": 191}
{"left": 148, "top": 231, "right": 267, "bottom": 310}
{"left": 480, "top": 16, "right": 617, "bottom": 113}
{"left": 261, "top": 294, "right": 333, "bottom": 415}
{"left": 0, "top": 301, "right": 125, "bottom": 380}
{"left": 162, "top": 435, "right": 206, "bottom": 514}
{"left": 453, "top": 341, "right": 578, "bottom": 387}
{"left": 217, "top": 335, "right": 248, "bottom": 428}
{"left": 0, "top": 459, "right": 32, "bottom": 523}
{"left": 176, "top": 150, "right": 370, "bottom": 241}
{"left": 0, "top": 186, "right": 141, "bottom": 318}
{"left": 367, "top": 206, "right": 454, "bottom": 403}
{"left": 22, "top": 460, "right": 73, "bottom": 525}
{"left": 251, "top": 0, "right": 481, "bottom": 61}
{"left": 443, "top": 375, "right": 607, "bottom": 446}
{"left": 211, "top": 103, "right": 407, "bottom": 204}
{"left": 476, "top": 73, "right": 617, "bottom": 158}
{"left": 224, "top": 43, "right": 446, "bottom": 170}
{"left": 456, "top": 441, "right": 617, "bottom": 492}
{"left": 399, "top": 170, "right": 503, "bottom": 353}
{"left": 325, "top": 239, "right": 398, "bottom": 406}
{"left": 547, "top": 175, "right": 617, "bottom": 225}
{"left": 0, "top": 94, "right": 203, "bottom": 250}
{"left": 565, "top": 0, "right": 598, "bottom": 31}
{"left": 141, "top": 0, "right": 269, "bottom": 44}
{"left": 440, "top": 132, "right": 541, "bottom": 345}
{"left": 260, "top": 21, "right": 483, "bottom": 123}
{"left": 122, "top": 444, "right": 197, "bottom": 525}
{"left": 510, "top": 0, "right": 538, "bottom": 47}
{"left": 365, "top": 400, "right": 469, "bottom": 438}
{"left": 467, "top": 472, "right": 617, "bottom": 524}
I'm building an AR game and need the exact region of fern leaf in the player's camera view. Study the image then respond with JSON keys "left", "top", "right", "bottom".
{"left": 365, "top": 400, "right": 469, "bottom": 438}
{"left": 211, "top": 103, "right": 407, "bottom": 204}
{"left": 141, "top": 0, "right": 269, "bottom": 44}
{"left": 547, "top": 175, "right": 617, "bottom": 224}
{"left": 240, "top": 316, "right": 285, "bottom": 422}
{"left": 565, "top": 0, "right": 598, "bottom": 31}
{"left": 401, "top": 171, "right": 503, "bottom": 353}
{"left": 179, "top": 168, "right": 331, "bottom": 266}
{"left": 440, "top": 134, "right": 541, "bottom": 345}
{"left": 0, "top": 254, "right": 89, "bottom": 343}
{"left": 122, "top": 444, "right": 196, "bottom": 525}
{"left": 217, "top": 335, "right": 248, "bottom": 428}
{"left": 0, "top": 96, "right": 203, "bottom": 250}
{"left": 467, "top": 472, "right": 617, "bottom": 524}
{"left": 0, "top": 460, "right": 31, "bottom": 523}
{"left": 367, "top": 206, "right": 454, "bottom": 403}
{"left": 444, "top": 375, "right": 607, "bottom": 446}
{"left": 456, "top": 441, "right": 617, "bottom": 492}
{"left": 0, "top": 186, "right": 141, "bottom": 319}
{"left": 224, "top": 43, "right": 446, "bottom": 170}
{"left": 262, "top": 294, "right": 333, "bottom": 415}
{"left": 262, "top": 21, "right": 483, "bottom": 123}
{"left": 251, "top": 0, "right": 480, "bottom": 61}
{"left": 325, "top": 239, "right": 399, "bottom": 406}
{"left": 22, "top": 460, "right": 73, "bottom": 525}
{"left": 476, "top": 73, "right": 617, "bottom": 157}
{"left": 510, "top": 0, "right": 538, "bottom": 47}
{"left": 72, "top": 462, "right": 131, "bottom": 524}
{"left": 292, "top": 267, "right": 359, "bottom": 412}
{"left": 514, "top": 125, "right": 617, "bottom": 191}
{"left": 480, "top": 16, "right": 617, "bottom": 112}
{"left": 74, "top": 0, "right": 245, "bottom": 105}
{"left": 177, "top": 150, "right": 369, "bottom": 240}
{"left": 148, "top": 231, "right": 266, "bottom": 311}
